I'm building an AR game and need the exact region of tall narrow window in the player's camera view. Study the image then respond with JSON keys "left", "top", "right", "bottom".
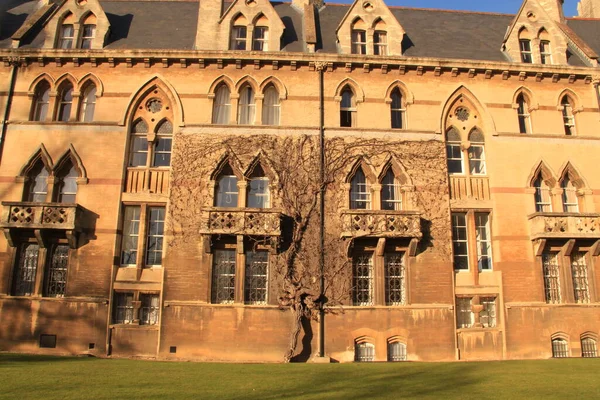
{"left": 374, "top": 31, "right": 387, "bottom": 55}
{"left": 451, "top": 213, "right": 469, "bottom": 271}
{"left": 446, "top": 128, "right": 463, "bottom": 174}
{"left": 517, "top": 94, "right": 531, "bottom": 134}
{"left": 456, "top": 297, "right": 474, "bottom": 328}
{"left": 252, "top": 26, "right": 268, "bottom": 51}
{"left": 140, "top": 294, "right": 160, "bottom": 325}
{"left": 475, "top": 213, "right": 492, "bottom": 271}
{"left": 381, "top": 169, "right": 402, "bottom": 211}
{"left": 552, "top": 338, "right": 569, "bottom": 358}
{"left": 388, "top": 342, "right": 407, "bottom": 361}
{"left": 12, "top": 243, "right": 39, "bottom": 296}
{"left": 238, "top": 86, "right": 256, "bottom": 125}
{"left": 534, "top": 175, "right": 552, "bottom": 212}
{"left": 32, "top": 81, "right": 50, "bottom": 122}
{"left": 244, "top": 251, "right": 268, "bottom": 305}
{"left": 543, "top": 252, "right": 561, "bottom": 304}
{"left": 351, "top": 30, "right": 366, "bottom": 54}
{"left": 25, "top": 161, "right": 49, "bottom": 203}
{"left": 79, "top": 84, "right": 97, "bottom": 122}
{"left": 57, "top": 83, "right": 74, "bottom": 122}
{"left": 340, "top": 87, "right": 356, "bottom": 127}
{"left": 58, "top": 24, "right": 74, "bottom": 49}
{"left": 519, "top": 39, "right": 532, "bottom": 63}
{"left": 468, "top": 129, "right": 486, "bottom": 175}
{"left": 44, "top": 244, "right": 69, "bottom": 298}
{"left": 561, "top": 96, "right": 576, "bottom": 136}
{"left": 390, "top": 88, "right": 405, "bottom": 129}
{"left": 384, "top": 252, "right": 405, "bottom": 306}
{"left": 113, "top": 292, "right": 134, "bottom": 324}
{"left": 152, "top": 120, "right": 173, "bottom": 167}
{"left": 571, "top": 252, "right": 590, "bottom": 304}
{"left": 145, "top": 207, "right": 165, "bottom": 267}
{"left": 129, "top": 120, "right": 149, "bottom": 167}
{"left": 540, "top": 40, "right": 552, "bottom": 64}
{"left": 480, "top": 297, "right": 497, "bottom": 328}
{"left": 582, "top": 338, "right": 598, "bottom": 358}
{"left": 355, "top": 342, "right": 374, "bottom": 362}
{"left": 353, "top": 253, "right": 373, "bottom": 306}
{"left": 211, "top": 249, "right": 236, "bottom": 304}
{"left": 120, "top": 206, "right": 141, "bottom": 266}
{"left": 231, "top": 26, "right": 247, "bottom": 50}
{"left": 247, "top": 164, "right": 270, "bottom": 208}
{"left": 350, "top": 167, "right": 370, "bottom": 210}
{"left": 55, "top": 161, "right": 78, "bottom": 203}
{"left": 212, "top": 85, "right": 231, "bottom": 125}
{"left": 215, "top": 164, "right": 239, "bottom": 207}
{"left": 80, "top": 24, "right": 96, "bottom": 49}
{"left": 561, "top": 176, "right": 579, "bottom": 213}
{"left": 262, "top": 86, "right": 280, "bottom": 125}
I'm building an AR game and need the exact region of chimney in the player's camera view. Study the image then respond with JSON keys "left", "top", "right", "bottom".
{"left": 538, "top": 0, "right": 565, "bottom": 22}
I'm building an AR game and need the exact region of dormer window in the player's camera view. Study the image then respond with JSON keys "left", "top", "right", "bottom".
{"left": 351, "top": 30, "right": 367, "bottom": 54}
{"left": 59, "top": 24, "right": 74, "bottom": 49}
{"left": 80, "top": 24, "right": 96, "bottom": 49}
{"left": 540, "top": 40, "right": 552, "bottom": 64}
{"left": 374, "top": 31, "right": 387, "bottom": 56}
{"left": 520, "top": 39, "right": 532, "bottom": 63}
{"left": 231, "top": 26, "right": 247, "bottom": 50}
{"left": 252, "top": 26, "right": 268, "bottom": 51}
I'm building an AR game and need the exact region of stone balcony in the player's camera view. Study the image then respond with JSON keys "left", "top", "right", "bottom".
{"left": 199, "top": 208, "right": 282, "bottom": 236}
{"left": 0, "top": 202, "right": 85, "bottom": 247}
{"left": 340, "top": 210, "right": 422, "bottom": 239}
{"left": 528, "top": 213, "right": 600, "bottom": 240}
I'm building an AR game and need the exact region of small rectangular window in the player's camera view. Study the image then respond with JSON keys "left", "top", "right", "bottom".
{"left": 519, "top": 39, "right": 532, "bottom": 63}
{"left": 542, "top": 252, "right": 561, "bottom": 304}
{"left": 39, "top": 334, "right": 57, "bottom": 348}
{"left": 59, "top": 25, "right": 74, "bottom": 49}
{"left": 355, "top": 342, "right": 374, "bottom": 362}
{"left": 140, "top": 293, "right": 160, "bottom": 325}
{"left": 373, "top": 31, "right": 387, "bottom": 56}
{"left": 129, "top": 136, "right": 149, "bottom": 167}
{"left": 582, "top": 338, "right": 597, "bottom": 358}
{"left": 451, "top": 213, "right": 469, "bottom": 271}
{"left": 388, "top": 342, "right": 407, "bottom": 361}
{"left": 552, "top": 339, "right": 569, "bottom": 358}
{"left": 145, "top": 207, "right": 165, "bottom": 267}
{"left": 351, "top": 30, "right": 366, "bottom": 54}
{"left": 121, "top": 206, "right": 141, "bottom": 266}
{"left": 352, "top": 252, "right": 373, "bottom": 306}
{"left": 211, "top": 249, "right": 236, "bottom": 304}
{"left": 252, "top": 27, "right": 268, "bottom": 51}
{"left": 456, "top": 297, "right": 474, "bottom": 328}
{"left": 80, "top": 24, "right": 96, "bottom": 49}
{"left": 480, "top": 297, "right": 497, "bottom": 328}
{"left": 446, "top": 143, "right": 464, "bottom": 174}
{"left": 152, "top": 137, "right": 172, "bottom": 168}
{"left": 475, "top": 213, "right": 492, "bottom": 271}
{"left": 113, "top": 292, "right": 134, "bottom": 324}
{"left": 244, "top": 251, "right": 268, "bottom": 305}
{"left": 231, "top": 26, "right": 247, "bottom": 50}
{"left": 540, "top": 40, "right": 552, "bottom": 64}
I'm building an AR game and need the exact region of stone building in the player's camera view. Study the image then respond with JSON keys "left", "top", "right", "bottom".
{"left": 0, "top": 0, "right": 599, "bottom": 362}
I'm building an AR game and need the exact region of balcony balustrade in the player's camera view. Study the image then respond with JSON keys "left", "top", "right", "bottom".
{"left": 529, "top": 213, "right": 600, "bottom": 240}
{"left": 199, "top": 208, "right": 282, "bottom": 236}
{"left": 340, "top": 210, "right": 422, "bottom": 238}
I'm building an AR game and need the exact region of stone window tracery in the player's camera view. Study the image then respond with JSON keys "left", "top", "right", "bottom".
{"left": 56, "top": 82, "right": 74, "bottom": 122}
{"left": 31, "top": 80, "right": 51, "bottom": 122}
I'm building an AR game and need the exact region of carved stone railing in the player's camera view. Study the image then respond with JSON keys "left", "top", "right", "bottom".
{"left": 529, "top": 213, "right": 600, "bottom": 240}
{"left": 199, "top": 208, "right": 282, "bottom": 236}
{"left": 450, "top": 176, "right": 490, "bottom": 201}
{"left": 1, "top": 202, "right": 85, "bottom": 248}
{"left": 125, "top": 167, "right": 170, "bottom": 195}
{"left": 340, "top": 210, "right": 422, "bottom": 238}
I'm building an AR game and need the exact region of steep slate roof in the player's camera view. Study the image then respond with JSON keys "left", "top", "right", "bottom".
{"left": 0, "top": 0, "right": 598, "bottom": 67}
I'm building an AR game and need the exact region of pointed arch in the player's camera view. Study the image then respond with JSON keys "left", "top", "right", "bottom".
{"left": 252, "top": 12, "right": 268, "bottom": 26}
{"left": 235, "top": 75, "right": 260, "bottom": 94}
{"left": 334, "top": 78, "right": 365, "bottom": 103}
{"left": 78, "top": 73, "right": 104, "bottom": 97}
{"left": 378, "top": 156, "right": 412, "bottom": 186}
{"left": 527, "top": 160, "right": 557, "bottom": 188}
{"left": 512, "top": 86, "right": 538, "bottom": 110}
{"left": 354, "top": 335, "right": 375, "bottom": 345}
{"left": 210, "top": 153, "right": 244, "bottom": 181}
{"left": 18, "top": 144, "right": 53, "bottom": 177}
{"left": 558, "top": 161, "right": 588, "bottom": 190}
{"left": 208, "top": 75, "right": 235, "bottom": 97}
{"left": 55, "top": 73, "right": 78, "bottom": 91}
{"left": 259, "top": 76, "right": 287, "bottom": 100}
{"left": 538, "top": 27, "right": 550, "bottom": 40}
{"left": 581, "top": 331, "right": 599, "bottom": 341}
{"left": 345, "top": 157, "right": 377, "bottom": 183}
{"left": 445, "top": 126, "right": 461, "bottom": 142}
{"left": 244, "top": 151, "right": 278, "bottom": 184}
{"left": 468, "top": 127, "right": 485, "bottom": 143}
{"left": 54, "top": 144, "right": 88, "bottom": 183}
{"left": 440, "top": 85, "right": 496, "bottom": 134}
{"left": 557, "top": 88, "right": 583, "bottom": 112}
{"left": 372, "top": 16, "right": 387, "bottom": 29}
{"left": 28, "top": 73, "right": 55, "bottom": 96}
{"left": 230, "top": 11, "right": 248, "bottom": 26}
{"left": 518, "top": 26, "right": 531, "bottom": 39}
{"left": 551, "top": 331, "right": 570, "bottom": 341}
{"left": 79, "top": 10, "right": 97, "bottom": 25}
{"left": 119, "top": 74, "right": 184, "bottom": 127}
{"left": 384, "top": 80, "right": 414, "bottom": 105}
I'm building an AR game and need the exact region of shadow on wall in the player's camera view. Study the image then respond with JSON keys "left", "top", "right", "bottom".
{"left": 290, "top": 315, "right": 313, "bottom": 363}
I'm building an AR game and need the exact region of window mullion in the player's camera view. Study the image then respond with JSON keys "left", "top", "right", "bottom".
{"left": 466, "top": 211, "right": 478, "bottom": 273}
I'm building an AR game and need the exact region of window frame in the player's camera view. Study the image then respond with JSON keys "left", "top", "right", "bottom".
{"left": 56, "top": 82, "right": 74, "bottom": 122}
{"left": 252, "top": 26, "right": 268, "bottom": 51}
{"left": 552, "top": 338, "right": 569, "bottom": 358}
{"left": 58, "top": 24, "right": 74, "bottom": 49}
{"left": 349, "top": 167, "right": 371, "bottom": 210}
{"left": 11, "top": 242, "right": 40, "bottom": 296}
{"left": 561, "top": 96, "right": 576, "bottom": 136}
{"left": 384, "top": 252, "right": 406, "bottom": 306}
{"left": 542, "top": 252, "right": 561, "bottom": 304}
{"left": 390, "top": 88, "right": 405, "bottom": 130}
{"left": 78, "top": 84, "right": 97, "bottom": 122}
{"left": 237, "top": 85, "right": 256, "bottom": 125}
{"left": 519, "top": 39, "right": 532, "bottom": 63}
{"left": 43, "top": 244, "right": 70, "bottom": 298}
{"left": 119, "top": 204, "right": 165, "bottom": 268}
{"left": 231, "top": 26, "right": 247, "bottom": 50}
{"left": 581, "top": 338, "right": 598, "bottom": 358}
{"left": 373, "top": 30, "right": 387, "bottom": 56}
{"left": 540, "top": 40, "right": 552, "bottom": 65}
{"left": 211, "top": 248, "right": 237, "bottom": 304}
{"left": 352, "top": 252, "right": 374, "bottom": 306}
{"left": 340, "top": 87, "right": 357, "bottom": 128}
{"left": 32, "top": 81, "right": 51, "bottom": 122}
{"left": 351, "top": 29, "right": 367, "bottom": 55}
{"left": 355, "top": 342, "right": 375, "bottom": 362}
{"left": 244, "top": 250, "right": 269, "bottom": 305}
{"left": 516, "top": 94, "right": 531, "bottom": 134}
{"left": 80, "top": 24, "right": 96, "bottom": 49}
{"left": 533, "top": 175, "right": 553, "bottom": 213}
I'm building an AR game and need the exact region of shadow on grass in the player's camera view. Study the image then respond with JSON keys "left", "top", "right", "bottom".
{"left": 0, "top": 353, "right": 92, "bottom": 365}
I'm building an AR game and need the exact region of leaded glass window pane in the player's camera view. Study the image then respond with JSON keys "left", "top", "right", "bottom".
{"left": 145, "top": 207, "right": 165, "bottom": 267}
{"left": 355, "top": 342, "right": 374, "bottom": 362}
{"left": 451, "top": 213, "right": 469, "bottom": 270}
{"left": 446, "top": 128, "right": 464, "bottom": 174}
{"left": 33, "top": 82, "right": 50, "bottom": 121}
{"left": 552, "top": 339, "right": 569, "bottom": 358}
{"left": 384, "top": 252, "right": 405, "bottom": 306}
{"left": 140, "top": 294, "right": 160, "bottom": 325}
{"left": 582, "top": 338, "right": 597, "bottom": 358}
{"left": 244, "top": 251, "right": 268, "bottom": 305}
{"left": 212, "top": 249, "right": 236, "bottom": 304}
{"left": 121, "top": 206, "right": 140, "bottom": 265}
{"left": 129, "top": 120, "right": 149, "bottom": 167}
{"left": 113, "top": 292, "right": 134, "bottom": 324}
{"left": 44, "top": 244, "right": 69, "bottom": 297}
{"left": 571, "top": 252, "right": 590, "bottom": 304}
{"left": 475, "top": 213, "right": 492, "bottom": 271}
{"left": 480, "top": 297, "right": 497, "bottom": 328}
{"left": 456, "top": 297, "right": 474, "bottom": 328}
{"left": 543, "top": 252, "right": 561, "bottom": 304}
{"left": 388, "top": 342, "right": 407, "bottom": 362}
{"left": 350, "top": 168, "right": 370, "bottom": 209}
{"left": 352, "top": 252, "right": 373, "bottom": 306}
{"left": 152, "top": 120, "right": 173, "bottom": 168}
{"left": 12, "top": 243, "right": 39, "bottom": 296}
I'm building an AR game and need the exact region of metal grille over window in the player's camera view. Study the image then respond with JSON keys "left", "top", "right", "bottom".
{"left": 561, "top": 96, "right": 576, "bottom": 136}
{"left": 519, "top": 39, "right": 532, "bottom": 63}
{"left": 121, "top": 206, "right": 141, "bottom": 265}
{"left": 113, "top": 292, "right": 134, "bottom": 324}
{"left": 145, "top": 207, "right": 165, "bottom": 267}
{"left": 350, "top": 167, "right": 370, "bottom": 209}
{"left": 467, "top": 129, "right": 486, "bottom": 175}
{"left": 517, "top": 94, "right": 531, "bottom": 134}
{"left": 552, "top": 338, "right": 569, "bottom": 358}
{"left": 388, "top": 342, "right": 407, "bottom": 361}
{"left": 381, "top": 169, "right": 402, "bottom": 211}
{"left": 456, "top": 297, "right": 474, "bottom": 328}
{"left": 215, "top": 164, "right": 239, "bottom": 207}
{"left": 374, "top": 31, "right": 387, "bottom": 55}
{"left": 534, "top": 176, "right": 552, "bottom": 212}
{"left": 44, "top": 245, "right": 69, "bottom": 298}
{"left": 212, "top": 249, "right": 236, "bottom": 304}
{"left": 571, "top": 252, "right": 590, "bottom": 304}
{"left": 25, "top": 161, "right": 49, "bottom": 203}
{"left": 252, "top": 26, "right": 268, "bottom": 51}
{"left": 140, "top": 294, "right": 160, "bottom": 325}
{"left": 390, "top": 88, "right": 405, "bottom": 129}
{"left": 451, "top": 213, "right": 469, "bottom": 270}
{"left": 561, "top": 177, "right": 579, "bottom": 213}
{"left": 543, "top": 253, "right": 561, "bottom": 304}
{"left": 581, "top": 338, "right": 597, "bottom": 358}
{"left": 59, "top": 24, "right": 74, "bottom": 49}
{"left": 340, "top": 87, "right": 356, "bottom": 127}
{"left": 153, "top": 120, "right": 173, "bottom": 167}
{"left": 351, "top": 30, "right": 366, "bottom": 54}
{"left": 475, "top": 213, "right": 492, "bottom": 271}
{"left": 480, "top": 297, "right": 497, "bottom": 328}
{"left": 446, "top": 128, "right": 463, "bottom": 174}
{"left": 244, "top": 251, "right": 268, "bottom": 305}
{"left": 384, "top": 252, "right": 405, "bottom": 306}
{"left": 12, "top": 243, "right": 39, "bottom": 296}
{"left": 129, "top": 120, "right": 149, "bottom": 167}
{"left": 352, "top": 253, "right": 373, "bottom": 306}
{"left": 355, "top": 342, "right": 374, "bottom": 362}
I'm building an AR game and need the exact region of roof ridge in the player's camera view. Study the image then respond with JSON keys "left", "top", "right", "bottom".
{"left": 319, "top": 2, "right": 515, "bottom": 16}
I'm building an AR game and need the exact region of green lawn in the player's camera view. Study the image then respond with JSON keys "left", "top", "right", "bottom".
{"left": 0, "top": 354, "right": 599, "bottom": 399}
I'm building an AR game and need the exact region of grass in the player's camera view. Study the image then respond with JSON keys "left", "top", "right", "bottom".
{"left": 0, "top": 354, "right": 599, "bottom": 399}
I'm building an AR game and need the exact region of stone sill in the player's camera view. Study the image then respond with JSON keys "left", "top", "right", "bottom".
{"left": 0, "top": 295, "right": 108, "bottom": 304}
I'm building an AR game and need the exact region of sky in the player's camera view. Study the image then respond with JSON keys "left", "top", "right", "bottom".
{"left": 333, "top": 0, "right": 581, "bottom": 17}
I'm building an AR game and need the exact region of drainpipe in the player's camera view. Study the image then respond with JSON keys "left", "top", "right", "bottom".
{"left": 0, "top": 58, "right": 19, "bottom": 165}
{"left": 318, "top": 64, "right": 326, "bottom": 358}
